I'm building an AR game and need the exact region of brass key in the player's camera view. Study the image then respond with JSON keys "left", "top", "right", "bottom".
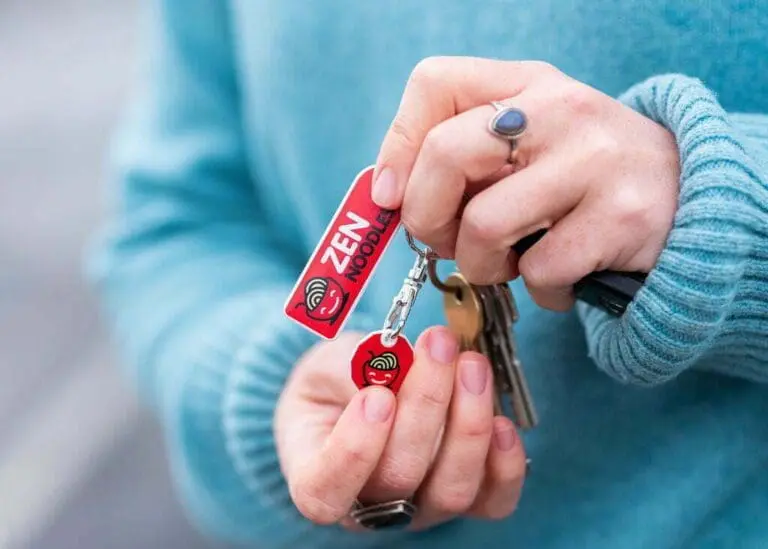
{"left": 435, "top": 267, "right": 538, "bottom": 430}
{"left": 441, "top": 272, "right": 484, "bottom": 352}
{"left": 441, "top": 273, "right": 506, "bottom": 416}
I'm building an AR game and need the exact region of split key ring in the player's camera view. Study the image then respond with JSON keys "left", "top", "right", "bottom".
{"left": 404, "top": 231, "right": 455, "bottom": 295}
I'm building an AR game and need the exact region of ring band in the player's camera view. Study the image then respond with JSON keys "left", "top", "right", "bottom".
{"left": 349, "top": 459, "right": 529, "bottom": 529}
{"left": 488, "top": 100, "right": 527, "bottom": 164}
{"left": 349, "top": 497, "right": 417, "bottom": 530}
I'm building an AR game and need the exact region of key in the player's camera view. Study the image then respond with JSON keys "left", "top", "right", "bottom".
{"left": 441, "top": 272, "right": 484, "bottom": 352}
{"left": 432, "top": 264, "right": 537, "bottom": 429}
{"left": 473, "top": 285, "right": 512, "bottom": 417}
{"left": 482, "top": 284, "right": 538, "bottom": 430}
{"left": 440, "top": 274, "right": 508, "bottom": 418}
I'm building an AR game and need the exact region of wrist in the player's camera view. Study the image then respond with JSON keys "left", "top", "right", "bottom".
{"left": 578, "top": 74, "right": 763, "bottom": 385}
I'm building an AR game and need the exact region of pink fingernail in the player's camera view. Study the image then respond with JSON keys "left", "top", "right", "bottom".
{"left": 372, "top": 168, "right": 397, "bottom": 207}
{"left": 363, "top": 389, "right": 394, "bottom": 423}
{"left": 460, "top": 356, "right": 488, "bottom": 395}
{"left": 493, "top": 420, "right": 517, "bottom": 451}
{"left": 428, "top": 328, "right": 459, "bottom": 364}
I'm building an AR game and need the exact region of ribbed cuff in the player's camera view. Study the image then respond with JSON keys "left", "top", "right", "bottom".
{"left": 576, "top": 74, "right": 767, "bottom": 386}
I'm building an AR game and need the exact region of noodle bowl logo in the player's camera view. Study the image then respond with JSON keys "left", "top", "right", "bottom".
{"left": 296, "top": 276, "right": 349, "bottom": 325}
{"left": 364, "top": 350, "right": 401, "bottom": 387}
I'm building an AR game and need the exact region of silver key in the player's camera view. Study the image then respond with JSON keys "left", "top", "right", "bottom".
{"left": 475, "top": 283, "right": 538, "bottom": 430}
{"left": 470, "top": 286, "right": 507, "bottom": 416}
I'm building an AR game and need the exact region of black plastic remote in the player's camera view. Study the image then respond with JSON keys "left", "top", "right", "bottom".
{"left": 512, "top": 229, "right": 646, "bottom": 317}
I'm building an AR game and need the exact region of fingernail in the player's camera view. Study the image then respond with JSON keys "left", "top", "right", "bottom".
{"left": 372, "top": 167, "right": 397, "bottom": 207}
{"left": 428, "top": 328, "right": 458, "bottom": 364}
{"left": 460, "top": 356, "right": 488, "bottom": 395}
{"left": 363, "top": 389, "right": 394, "bottom": 423}
{"left": 493, "top": 421, "right": 517, "bottom": 451}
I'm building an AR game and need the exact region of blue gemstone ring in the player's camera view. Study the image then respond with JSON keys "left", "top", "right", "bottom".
{"left": 488, "top": 101, "right": 527, "bottom": 163}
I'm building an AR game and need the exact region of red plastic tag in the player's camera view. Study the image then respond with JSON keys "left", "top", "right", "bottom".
{"left": 284, "top": 166, "right": 401, "bottom": 340}
{"left": 350, "top": 331, "right": 414, "bottom": 394}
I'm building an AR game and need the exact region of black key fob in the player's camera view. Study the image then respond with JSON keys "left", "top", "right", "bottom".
{"left": 512, "top": 229, "right": 646, "bottom": 317}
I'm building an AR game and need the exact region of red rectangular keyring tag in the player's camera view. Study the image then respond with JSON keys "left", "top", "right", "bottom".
{"left": 284, "top": 166, "right": 401, "bottom": 340}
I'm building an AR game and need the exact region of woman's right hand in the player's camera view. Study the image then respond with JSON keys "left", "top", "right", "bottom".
{"left": 274, "top": 326, "right": 528, "bottom": 531}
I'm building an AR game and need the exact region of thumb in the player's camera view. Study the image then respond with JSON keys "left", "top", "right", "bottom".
{"left": 282, "top": 387, "right": 396, "bottom": 525}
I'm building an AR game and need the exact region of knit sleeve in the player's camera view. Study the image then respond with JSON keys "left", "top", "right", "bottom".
{"left": 576, "top": 74, "right": 768, "bottom": 386}
{"left": 87, "top": 1, "right": 379, "bottom": 547}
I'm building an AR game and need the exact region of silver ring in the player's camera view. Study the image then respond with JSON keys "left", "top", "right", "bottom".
{"left": 488, "top": 100, "right": 527, "bottom": 164}
{"left": 349, "top": 459, "right": 529, "bottom": 529}
{"left": 349, "top": 497, "right": 417, "bottom": 530}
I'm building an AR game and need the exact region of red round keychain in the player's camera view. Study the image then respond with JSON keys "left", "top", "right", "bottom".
{"left": 350, "top": 330, "right": 414, "bottom": 394}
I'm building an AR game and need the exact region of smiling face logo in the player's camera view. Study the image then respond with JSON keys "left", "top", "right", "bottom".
{"left": 363, "top": 351, "right": 401, "bottom": 388}
{"left": 297, "top": 277, "right": 349, "bottom": 325}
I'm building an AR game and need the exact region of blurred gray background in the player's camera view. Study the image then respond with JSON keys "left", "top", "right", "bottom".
{"left": 0, "top": 1, "right": 216, "bottom": 547}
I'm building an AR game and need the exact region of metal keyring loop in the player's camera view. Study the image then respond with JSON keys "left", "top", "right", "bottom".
{"left": 404, "top": 230, "right": 430, "bottom": 258}
{"left": 404, "top": 231, "right": 456, "bottom": 295}
{"left": 427, "top": 256, "right": 455, "bottom": 295}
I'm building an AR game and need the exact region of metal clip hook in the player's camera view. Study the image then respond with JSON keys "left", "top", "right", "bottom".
{"left": 381, "top": 231, "right": 432, "bottom": 346}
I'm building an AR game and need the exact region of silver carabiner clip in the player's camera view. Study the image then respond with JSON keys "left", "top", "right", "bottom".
{"left": 381, "top": 231, "right": 434, "bottom": 346}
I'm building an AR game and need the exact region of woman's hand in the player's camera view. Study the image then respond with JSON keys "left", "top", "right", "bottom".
{"left": 275, "top": 327, "right": 527, "bottom": 531}
{"left": 372, "top": 57, "right": 680, "bottom": 311}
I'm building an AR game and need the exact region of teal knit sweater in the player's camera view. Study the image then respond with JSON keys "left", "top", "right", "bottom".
{"left": 90, "top": 1, "right": 768, "bottom": 548}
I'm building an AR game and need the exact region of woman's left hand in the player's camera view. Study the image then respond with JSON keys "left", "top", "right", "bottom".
{"left": 372, "top": 57, "right": 680, "bottom": 311}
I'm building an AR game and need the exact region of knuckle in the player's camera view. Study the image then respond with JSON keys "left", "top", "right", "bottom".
{"left": 422, "top": 125, "right": 457, "bottom": 166}
{"left": 376, "top": 456, "right": 427, "bottom": 493}
{"left": 461, "top": 200, "right": 504, "bottom": 244}
{"left": 586, "top": 249, "right": 609, "bottom": 276}
{"left": 290, "top": 478, "right": 342, "bottom": 525}
{"left": 410, "top": 56, "right": 449, "bottom": 87}
{"left": 611, "top": 185, "right": 656, "bottom": 232}
{"left": 460, "top": 417, "right": 494, "bottom": 441}
{"left": 431, "top": 485, "right": 477, "bottom": 515}
{"left": 524, "top": 59, "right": 560, "bottom": 77}
{"left": 334, "top": 439, "right": 369, "bottom": 470}
{"left": 498, "top": 451, "right": 528, "bottom": 483}
{"left": 563, "top": 83, "right": 603, "bottom": 118}
{"left": 389, "top": 115, "right": 421, "bottom": 152}
{"left": 509, "top": 463, "right": 528, "bottom": 485}
{"left": 417, "top": 381, "right": 452, "bottom": 409}
{"left": 484, "top": 499, "right": 520, "bottom": 520}
{"left": 520, "top": 257, "right": 550, "bottom": 290}
{"left": 585, "top": 128, "right": 622, "bottom": 167}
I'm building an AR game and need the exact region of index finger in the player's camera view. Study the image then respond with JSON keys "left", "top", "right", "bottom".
{"left": 371, "top": 57, "right": 547, "bottom": 210}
